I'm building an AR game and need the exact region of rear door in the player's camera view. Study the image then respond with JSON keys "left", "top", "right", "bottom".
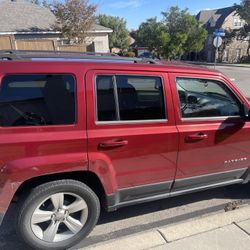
{"left": 169, "top": 73, "right": 250, "bottom": 192}
{"left": 86, "top": 70, "right": 178, "bottom": 200}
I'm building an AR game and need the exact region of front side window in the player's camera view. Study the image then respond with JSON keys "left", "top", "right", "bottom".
{"left": 0, "top": 74, "right": 76, "bottom": 127}
{"left": 96, "top": 75, "right": 166, "bottom": 122}
{"left": 176, "top": 77, "right": 241, "bottom": 118}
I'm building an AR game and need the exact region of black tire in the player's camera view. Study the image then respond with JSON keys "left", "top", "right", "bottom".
{"left": 16, "top": 179, "right": 100, "bottom": 250}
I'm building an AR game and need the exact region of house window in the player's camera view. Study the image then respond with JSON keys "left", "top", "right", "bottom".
{"left": 207, "top": 36, "right": 213, "bottom": 46}
{"left": 234, "top": 17, "right": 242, "bottom": 27}
{"left": 223, "top": 50, "right": 229, "bottom": 62}
{"left": 236, "top": 49, "right": 241, "bottom": 61}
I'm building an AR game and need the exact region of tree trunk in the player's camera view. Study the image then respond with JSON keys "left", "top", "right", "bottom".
{"left": 247, "top": 41, "right": 250, "bottom": 57}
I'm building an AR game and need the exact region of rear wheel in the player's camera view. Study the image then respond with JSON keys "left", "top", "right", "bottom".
{"left": 17, "top": 180, "right": 100, "bottom": 250}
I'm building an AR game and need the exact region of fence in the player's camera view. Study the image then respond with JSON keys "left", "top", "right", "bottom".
{"left": 0, "top": 35, "right": 89, "bottom": 52}
{"left": 0, "top": 36, "right": 14, "bottom": 50}
{"left": 15, "top": 39, "right": 56, "bottom": 51}
{"left": 57, "top": 44, "right": 87, "bottom": 52}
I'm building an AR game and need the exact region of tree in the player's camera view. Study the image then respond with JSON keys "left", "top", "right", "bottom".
{"left": 136, "top": 7, "right": 207, "bottom": 59}
{"left": 181, "top": 14, "right": 208, "bottom": 54}
{"left": 51, "top": 0, "right": 97, "bottom": 44}
{"left": 98, "top": 14, "right": 130, "bottom": 50}
{"left": 136, "top": 18, "right": 170, "bottom": 57}
{"left": 161, "top": 7, "right": 207, "bottom": 59}
{"left": 219, "top": 29, "right": 237, "bottom": 61}
{"left": 237, "top": 0, "right": 250, "bottom": 57}
{"left": 238, "top": 0, "right": 250, "bottom": 24}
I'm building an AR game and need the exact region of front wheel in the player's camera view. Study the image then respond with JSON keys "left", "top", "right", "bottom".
{"left": 17, "top": 180, "right": 100, "bottom": 250}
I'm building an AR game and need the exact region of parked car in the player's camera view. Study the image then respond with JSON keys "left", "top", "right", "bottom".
{"left": 138, "top": 51, "right": 155, "bottom": 58}
{"left": 0, "top": 51, "right": 250, "bottom": 250}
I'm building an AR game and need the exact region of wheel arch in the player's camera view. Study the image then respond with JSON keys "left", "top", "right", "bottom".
{"left": 14, "top": 171, "right": 108, "bottom": 209}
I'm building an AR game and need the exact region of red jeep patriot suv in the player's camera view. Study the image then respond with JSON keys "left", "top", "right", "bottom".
{"left": 0, "top": 51, "right": 249, "bottom": 250}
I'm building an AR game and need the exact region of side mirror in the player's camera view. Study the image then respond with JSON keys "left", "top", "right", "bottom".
{"left": 187, "top": 95, "right": 198, "bottom": 104}
{"left": 243, "top": 105, "right": 250, "bottom": 120}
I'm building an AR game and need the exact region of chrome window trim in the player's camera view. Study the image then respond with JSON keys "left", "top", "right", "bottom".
{"left": 175, "top": 76, "right": 243, "bottom": 121}
{"left": 181, "top": 116, "right": 241, "bottom": 122}
{"left": 94, "top": 73, "right": 167, "bottom": 125}
{"left": 96, "top": 119, "right": 168, "bottom": 125}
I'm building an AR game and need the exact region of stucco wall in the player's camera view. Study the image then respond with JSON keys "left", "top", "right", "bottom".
{"left": 86, "top": 33, "right": 110, "bottom": 53}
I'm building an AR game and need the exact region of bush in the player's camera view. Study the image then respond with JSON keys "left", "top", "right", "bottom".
{"left": 241, "top": 55, "right": 250, "bottom": 63}
{"left": 123, "top": 51, "right": 135, "bottom": 57}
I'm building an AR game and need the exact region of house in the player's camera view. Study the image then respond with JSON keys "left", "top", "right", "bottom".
{"left": 0, "top": 0, "right": 112, "bottom": 53}
{"left": 0, "top": 0, "right": 60, "bottom": 50}
{"left": 197, "top": 6, "right": 249, "bottom": 63}
{"left": 84, "top": 24, "right": 113, "bottom": 53}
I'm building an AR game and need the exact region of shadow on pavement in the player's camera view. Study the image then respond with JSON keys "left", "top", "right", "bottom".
{"left": 1, "top": 183, "right": 250, "bottom": 250}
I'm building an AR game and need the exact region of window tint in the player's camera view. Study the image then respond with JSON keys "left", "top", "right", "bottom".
{"left": 176, "top": 77, "right": 241, "bottom": 118}
{"left": 0, "top": 74, "right": 76, "bottom": 127}
{"left": 96, "top": 75, "right": 166, "bottom": 122}
{"left": 116, "top": 76, "right": 165, "bottom": 120}
{"left": 96, "top": 75, "right": 116, "bottom": 121}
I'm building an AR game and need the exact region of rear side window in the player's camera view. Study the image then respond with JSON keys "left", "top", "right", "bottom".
{"left": 0, "top": 74, "right": 76, "bottom": 127}
{"left": 96, "top": 75, "right": 166, "bottom": 122}
{"left": 96, "top": 75, "right": 117, "bottom": 121}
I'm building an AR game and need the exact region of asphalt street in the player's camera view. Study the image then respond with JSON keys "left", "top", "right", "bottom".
{"left": 0, "top": 65, "right": 250, "bottom": 250}
{"left": 207, "top": 65, "right": 250, "bottom": 98}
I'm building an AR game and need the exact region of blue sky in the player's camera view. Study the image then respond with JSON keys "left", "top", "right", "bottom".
{"left": 91, "top": 0, "right": 240, "bottom": 30}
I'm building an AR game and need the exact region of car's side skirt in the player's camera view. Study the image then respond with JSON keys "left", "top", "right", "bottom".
{"left": 106, "top": 168, "right": 248, "bottom": 211}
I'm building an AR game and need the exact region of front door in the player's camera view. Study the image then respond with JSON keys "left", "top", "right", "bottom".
{"left": 169, "top": 73, "right": 250, "bottom": 191}
{"left": 86, "top": 70, "right": 179, "bottom": 200}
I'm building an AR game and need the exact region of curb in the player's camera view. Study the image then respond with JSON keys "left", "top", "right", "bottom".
{"left": 82, "top": 205, "right": 250, "bottom": 250}
{"left": 158, "top": 204, "right": 250, "bottom": 242}
{"left": 84, "top": 231, "right": 165, "bottom": 250}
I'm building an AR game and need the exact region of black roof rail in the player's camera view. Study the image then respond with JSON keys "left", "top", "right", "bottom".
{"left": 0, "top": 50, "right": 118, "bottom": 57}
{"left": 0, "top": 50, "right": 158, "bottom": 64}
{"left": 0, "top": 50, "right": 20, "bottom": 60}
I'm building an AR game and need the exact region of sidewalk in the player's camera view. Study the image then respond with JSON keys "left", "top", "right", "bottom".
{"left": 83, "top": 205, "right": 250, "bottom": 250}
{"left": 184, "top": 61, "right": 250, "bottom": 68}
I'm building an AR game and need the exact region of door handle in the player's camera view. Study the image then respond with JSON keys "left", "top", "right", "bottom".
{"left": 185, "top": 133, "right": 208, "bottom": 142}
{"left": 99, "top": 139, "right": 128, "bottom": 149}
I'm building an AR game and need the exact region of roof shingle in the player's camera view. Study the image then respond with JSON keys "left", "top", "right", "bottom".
{"left": 0, "top": 0, "right": 112, "bottom": 34}
{"left": 0, "top": 0, "right": 57, "bottom": 33}
{"left": 197, "top": 6, "right": 237, "bottom": 33}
